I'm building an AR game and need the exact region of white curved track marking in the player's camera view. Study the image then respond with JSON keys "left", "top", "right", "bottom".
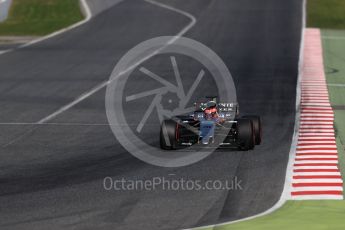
{"left": 36, "top": 0, "right": 197, "bottom": 124}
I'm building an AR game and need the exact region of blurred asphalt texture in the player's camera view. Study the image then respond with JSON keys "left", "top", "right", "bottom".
{"left": 0, "top": 0, "right": 302, "bottom": 229}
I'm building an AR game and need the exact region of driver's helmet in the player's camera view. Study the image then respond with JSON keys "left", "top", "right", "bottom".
{"left": 203, "top": 101, "right": 218, "bottom": 120}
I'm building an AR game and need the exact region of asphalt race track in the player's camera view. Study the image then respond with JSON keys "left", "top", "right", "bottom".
{"left": 0, "top": 0, "right": 303, "bottom": 229}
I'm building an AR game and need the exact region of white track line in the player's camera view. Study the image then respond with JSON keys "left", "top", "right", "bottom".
{"left": 300, "top": 122, "right": 334, "bottom": 125}
{"left": 292, "top": 187, "right": 343, "bottom": 192}
{"left": 297, "top": 145, "right": 337, "bottom": 149}
{"left": 300, "top": 125, "right": 334, "bottom": 128}
{"left": 291, "top": 195, "right": 343, "bottom": 200}
{"left": 295, "top": 160, "right": 338, "bottom": 164}
{"left": 37, "top": 0, "right": 197, "bottom": 124}
{"left": 1, "top": 0, "right": 196, "bottom": 125}
{"left": 298, "top": 141, "right": 336, "bottom": 144}
{"left": 300, "top": 118, "right": 334, "bottom": 121}
{"left": 294, "top": 171, "right": 341, "bottom": 175}
{"left": 296, "top": 156, "right": 338, "bottom": 160}
{"left": 293, "top": 166, "right": 339, "bottom": 170}
{"left": 299, "top": 137, "right": 336, "bottom": 140}
{"left": 0, "top": 0, "right": 93, "bottom": 147}
{"left": 299, "top": 134, "right": 335, "bottom": 137}
{"left": 0, "top": 1, "right": 195, "bottom": 149}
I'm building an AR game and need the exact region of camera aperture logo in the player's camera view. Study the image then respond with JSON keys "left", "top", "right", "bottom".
{"left": 105, "top": 36, "right": 236, "bottom": 167}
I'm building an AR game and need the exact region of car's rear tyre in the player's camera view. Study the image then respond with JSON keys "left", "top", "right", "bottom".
{"left": 243, "top": 115, "right": 262, "bottom": 145}
{"left": 236, "top": 118, "right": 255, "bottom": 150}
{"left": 160, "top": 120, "right": 177, "bottom": 150}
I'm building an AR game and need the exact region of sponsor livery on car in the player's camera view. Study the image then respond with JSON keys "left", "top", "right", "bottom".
{"left": 160, "top": 97, "right": 262, "bottom": 150}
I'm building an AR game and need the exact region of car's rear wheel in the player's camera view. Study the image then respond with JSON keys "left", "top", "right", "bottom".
{"left": 236, "top": 118, "right": 255, "bottom": 150}
{"left": 243, "top": 115, "right": 262, "bottom": 145}
{"left": 160, "top": 120, "right": 177, "bottom": 150}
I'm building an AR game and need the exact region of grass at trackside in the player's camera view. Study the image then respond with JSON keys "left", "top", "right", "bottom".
{"left": 0, "top": 0, "right": 83, "bottom": 36}
{"left": 201, "top": 201, "right": 345, "bottom": 230}
{"left": 307, "top": 0, "right": 345, "bottom": 29}
{"left": 322, "top": 29, "right": 345, "bottom": 192}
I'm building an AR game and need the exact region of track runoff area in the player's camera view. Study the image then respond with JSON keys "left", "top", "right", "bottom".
{"left": 290, "top": 28, "right": 343, "bottom": 200}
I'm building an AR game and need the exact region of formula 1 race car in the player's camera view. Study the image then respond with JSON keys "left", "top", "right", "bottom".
{"left": 160, "top": 97, "right": 262, "bottom": 150}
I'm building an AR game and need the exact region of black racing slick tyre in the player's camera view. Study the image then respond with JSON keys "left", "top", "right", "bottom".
{"left": 160, "top": 120, "right": 177, "bottom": 150}
{"left": 243, "top": 115, "right": 262, "bottom": 145}
{"left": 236, "top": 118, "right": 255, "bottom": 150}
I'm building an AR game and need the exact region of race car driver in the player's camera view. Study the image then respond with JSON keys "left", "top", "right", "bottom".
{"left": 203, "top": 101, "right": 224, "bottom": 123}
